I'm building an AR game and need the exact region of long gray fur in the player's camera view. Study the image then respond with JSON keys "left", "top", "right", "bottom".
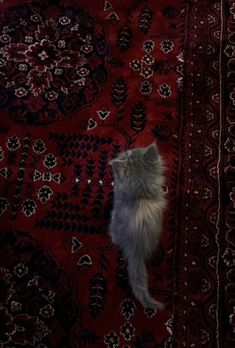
{"left": 109, "top": 143, "right": 166, "bottom": 310}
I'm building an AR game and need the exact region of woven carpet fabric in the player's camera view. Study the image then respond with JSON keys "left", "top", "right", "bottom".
{"left": 0, "top": 0, "right": 234, "bottom": 347}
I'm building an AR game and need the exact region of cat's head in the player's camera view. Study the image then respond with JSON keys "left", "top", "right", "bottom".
{"left": 110, "top": 143, "right": 164, "bottom": 187}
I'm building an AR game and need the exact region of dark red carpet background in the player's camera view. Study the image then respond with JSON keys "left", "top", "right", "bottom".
{"left": 0, "top": 0, "right": 234, "bottom": 347}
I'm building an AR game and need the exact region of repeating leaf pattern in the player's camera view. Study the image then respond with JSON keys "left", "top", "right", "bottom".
{"left": 112, "top": 78, "right": 128, "bottom": 106}
{"left": 117, "top": 26, "right": 133, "bottom": 52}
{"left": 88, "top": 274, "right": 108, "bottom": 318}
{"left": 130, "top": 102, "right": 147, "bottom": 132}
{"left": 138, "top": 8, "right": 154, "bottom": 34}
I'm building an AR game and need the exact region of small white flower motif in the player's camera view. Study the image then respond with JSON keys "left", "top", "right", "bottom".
{"left": 25, "top": 36, "right": 33, "bottom": 43}
{"left": 58, "top": 40, "right": 66, "bottom": 49}
{"left": 22, "top": 199, "right": 37, "bottom": 217}
{"left": 59, "top": 16, "right": 71, "bottom": 25}
{"left": 13, "top": 263, "right": 28, "bottom": 277}
{"left": 120, "top": 298, "right": 136, "bottom": 320}
{"left": 33, "top": 139, "right": 46, "bottom": 155}
{"left": 15, "top": 87, "right": 28, "bottom": 98}
{"left": 141, "top": 54, "right": 154, "bottom": 65}
{"left": 54, "top": 68, "right": 63, "bottom": 75}
{"left": 87, "top": 179, "right": 91, "bottom": 184}
{"left": 224, "top": 138, "right": 235, "bottom": 153}
{"left": 224, "top": 44, "right": 235, "bottom": 57}
{"left": 39, "top": 304, "right": 55, "bottom": 318}
{"left": 140, "top": 80, "right": 152, "bottom": 95}
{"left": 37, "top": 185, "right": 53, "bottom": 204}
{"left": 77, "top": 68, "right": 89, "bottom": 77}
{"left": 222, "top": 248, "right": 235, "bottom": 266}
{"left": 45, "top": 91, "right": 58, "bottom": 101}
{"left": 104, "top": 331, "right": 119, "bottom": 348}
{"left": 18, "top": 64, "right": 28, "bottom": 71}
{"left": 0, "top": 34, "right": 11, "bottom": 43}
{"left": 6, "top": 136, "right": 21, "bottom": 151}
{"left": 143, "top": 40, "right": 155, "bottom": 53}
{"left": 81, "top": 44, "right": 93, "bottom": 54}
{"left": 140, "top": 66, "right": 153, "bottom": 79}
{"left": 30, "top": 14, "right": 42, "bottom": 22}
{"left": 158, "top": 83, "right": 172, "bottom": 98}
{"left": 161, "top": 40, "right": 174, "bottom": 53}
{"left": 43, "top": 153, "right": 57, "bottom": 169}
{"left": 120, "top": 322, "right": 135, "bottom": 341}
{"left": 39, "top": 51, "right": 49, "bottom": 63}
{"left": 99, "top": 179, "right": 103, "bottom": 185}
{"left": 75, "top": 177, "right": 80, "bottom": 183}
{"left": 129, "top": 59, "right": 142, "bottom": 71}
{"left": 0, "top": 58, "right": 7, "bottom": 68}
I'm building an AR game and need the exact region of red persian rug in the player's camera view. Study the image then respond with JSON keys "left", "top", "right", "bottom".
{"left": 0, "top": 0, "right": 234, "bottom": 347}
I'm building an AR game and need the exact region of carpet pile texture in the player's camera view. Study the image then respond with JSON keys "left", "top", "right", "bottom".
{"left": 0, "top": 1, "right": 234, "bottom": 347}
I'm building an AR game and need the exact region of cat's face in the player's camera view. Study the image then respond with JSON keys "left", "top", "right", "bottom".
{"left": 110, "top": 143, "right": 161, "bottom": 181}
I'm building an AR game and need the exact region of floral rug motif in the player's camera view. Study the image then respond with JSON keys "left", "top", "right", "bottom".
{"left": 0, "top": 1, "right": 233, "bottom": 347}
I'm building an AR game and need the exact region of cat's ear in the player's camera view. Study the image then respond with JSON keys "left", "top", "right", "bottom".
{"left": 144, "top": 143, "right": 158, "bottom": 161}
{"left": 109, "top": 158, "right": 127, "bottom": 177}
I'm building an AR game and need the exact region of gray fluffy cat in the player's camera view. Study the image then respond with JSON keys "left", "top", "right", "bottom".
{"left": 109, "top": 143, "right": 166, "bottom": 310}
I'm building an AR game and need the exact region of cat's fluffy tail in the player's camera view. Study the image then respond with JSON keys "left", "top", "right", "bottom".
{"left": 127, "top": 255, "right": 164, "bottom": 310}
